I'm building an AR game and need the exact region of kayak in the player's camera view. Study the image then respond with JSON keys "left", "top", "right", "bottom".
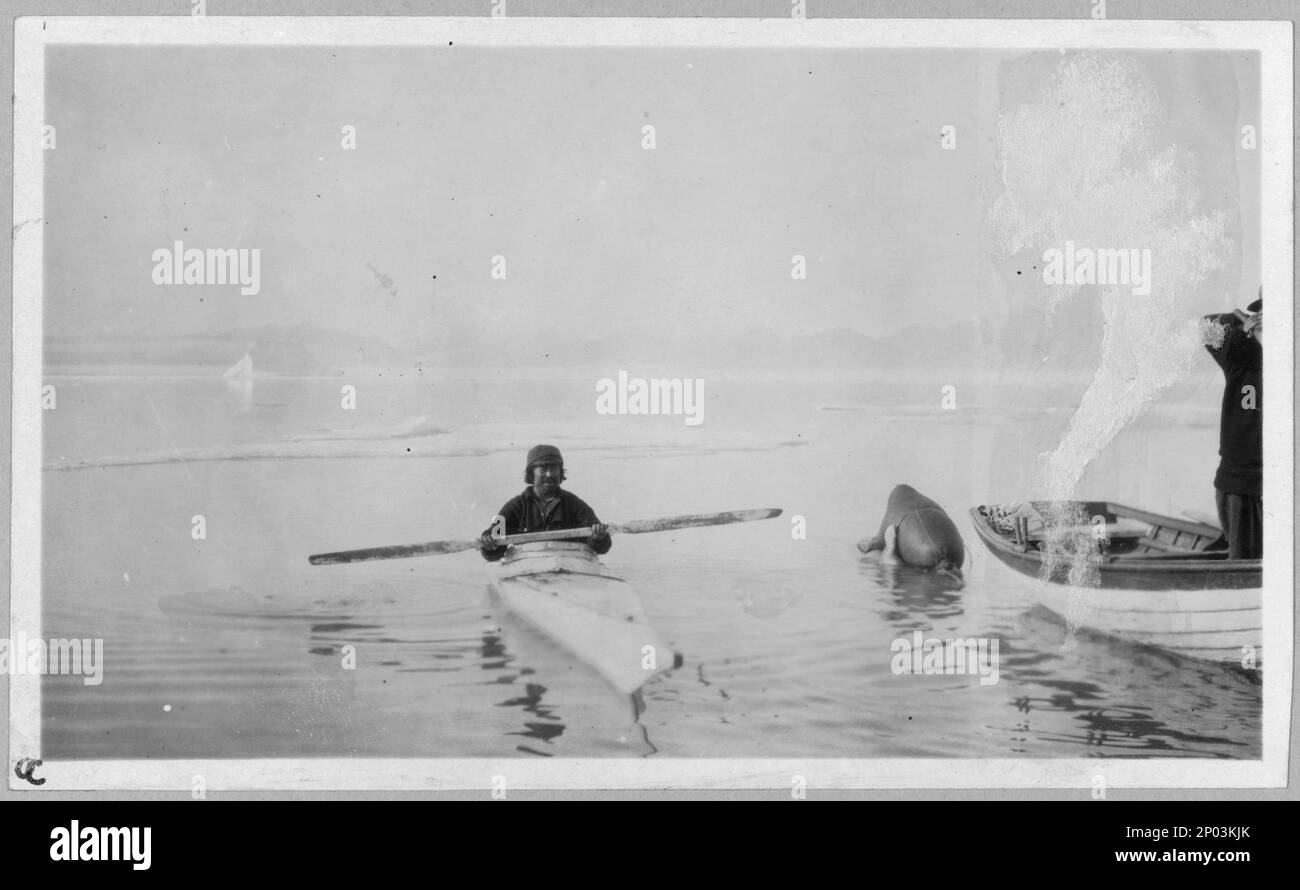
{"left": 309, "top": 509, "right": 781, "bottom": 693}
{"left": 487, "top": 541, "right": 680, "bottom": 695}
{"left": 970, "top": 501, "right": 1262, "bottom": 665}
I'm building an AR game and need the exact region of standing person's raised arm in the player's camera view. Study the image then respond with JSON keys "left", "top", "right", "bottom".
{"left": 1204, "top": 310, "right": 1248, "bottom": 367}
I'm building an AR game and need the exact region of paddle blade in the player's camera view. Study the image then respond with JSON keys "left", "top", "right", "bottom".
{"left": 309, "top": 507, "right": 784, "bottom": 565}
{"left": 308, "top": 539, "right": 478, "bottom": 565}
{"left": 613, "top": 508, "right": 782, "bottom": 535}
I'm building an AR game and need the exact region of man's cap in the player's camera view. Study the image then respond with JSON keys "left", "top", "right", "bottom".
{"left": 526, "top": 444, "right": 564, "bottom": 470}
{"left": 1248, "top": 297, "right": 1262, "bottom": 312}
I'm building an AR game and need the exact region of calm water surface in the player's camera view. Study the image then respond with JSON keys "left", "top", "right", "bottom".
{"left": 40, "top": 373, "right": 1262, "bottom": 759}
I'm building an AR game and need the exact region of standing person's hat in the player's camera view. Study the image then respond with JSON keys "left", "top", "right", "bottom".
{"left": 526, "top": 444, "right": 563, "bottom": 470}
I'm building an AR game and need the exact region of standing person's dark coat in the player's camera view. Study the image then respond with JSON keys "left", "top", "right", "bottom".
{"left": 1204, "top": 297, "right": 1263, "bottom": 559}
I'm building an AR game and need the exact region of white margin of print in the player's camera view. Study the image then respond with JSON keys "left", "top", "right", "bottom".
{"left": 10, "top": 16, "right": 1294, "bottom": 791}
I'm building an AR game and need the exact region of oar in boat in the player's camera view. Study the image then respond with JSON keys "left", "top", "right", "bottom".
{"left": 307, "top": 507, "right": 783, "bottom": 565}
{"left": 1181, "top": 509, "right": 1222, "bottom": 530}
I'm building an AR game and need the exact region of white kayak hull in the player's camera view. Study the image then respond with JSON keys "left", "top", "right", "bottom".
{"left": 1002, "top": 569, "right": 1262, "bottom": 665}
{"left": 487, "top": 542, "right": 678, "bottom": 695}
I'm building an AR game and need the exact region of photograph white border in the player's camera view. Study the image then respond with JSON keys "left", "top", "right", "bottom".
{"left": 10, "top": 15, "right": 1293, "bottom": 791}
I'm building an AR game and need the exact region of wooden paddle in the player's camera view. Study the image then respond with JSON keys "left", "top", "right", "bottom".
{"left": 308, "top": 507, "right": 783, "bottom": 565}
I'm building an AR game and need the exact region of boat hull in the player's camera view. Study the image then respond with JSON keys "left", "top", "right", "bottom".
{"left": 970, "top": 504, "right": 1262, "bottom": 666}
{"left": 995, "top": 567, "right": 1262, "bottom": 664}
{"left": 487, "top": 542, "right": 677, "bottom": 695}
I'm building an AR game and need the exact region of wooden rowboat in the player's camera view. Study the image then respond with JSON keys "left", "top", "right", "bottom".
{"left": 487, "top": 541, "right": 680, "bottom": 695}
{"left": 970, "top": 501, "right": 1262, "bottom": 665}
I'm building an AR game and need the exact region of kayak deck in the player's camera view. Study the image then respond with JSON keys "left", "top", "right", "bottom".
{"left": 488, "top": 542, "right": 679, "bottom": 695}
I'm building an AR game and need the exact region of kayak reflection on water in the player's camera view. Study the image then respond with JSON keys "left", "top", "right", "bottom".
{"left": 480, "top": 623, "right": 662, "bottom": 758}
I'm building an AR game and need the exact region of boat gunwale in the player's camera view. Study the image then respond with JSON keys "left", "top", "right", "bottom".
{"left": 969, "top": 504, "right": 1263, "bottom": 578}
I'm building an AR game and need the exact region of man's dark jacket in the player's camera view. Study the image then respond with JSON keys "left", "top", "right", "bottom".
{"left": 479, "top": 488, "right": 611, "bottom": 561}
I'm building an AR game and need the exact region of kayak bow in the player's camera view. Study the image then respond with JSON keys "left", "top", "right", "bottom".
{"left": 488, "top": 541, "right": 680, "bottom": 695}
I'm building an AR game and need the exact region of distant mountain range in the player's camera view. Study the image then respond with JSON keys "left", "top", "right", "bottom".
{"left": 420, "top": 298, "right": 1107, "bottom": 374}
{"left": 46, "top": 296, "right": 1111, "bottom": 376}
{"left": 46, "top": 324, "right": 411, "bottom": 375}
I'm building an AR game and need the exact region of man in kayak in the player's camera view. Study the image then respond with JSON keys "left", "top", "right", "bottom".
{"left": 478, "top": 444, "right": 612, "bottom": 561}
{"left": 1203, "top": 290, "right": 1262, "bottom": 559}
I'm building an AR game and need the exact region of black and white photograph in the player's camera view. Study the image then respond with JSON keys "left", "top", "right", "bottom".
{"left": 6, "top": 12, "right": 1293, "bottom": 795}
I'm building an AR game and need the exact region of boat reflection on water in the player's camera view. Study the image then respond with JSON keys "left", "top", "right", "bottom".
{"left": 499, "top": 685, "right": 565, "bottom": 755}
{"left": 995, "top": 606, "right": 1261, "bottom": 757}
{"left": 856, "top": 552, "right": 1261, "bottom": 758}
{"left": 473, "top": 628, "right": 567, "bottom": 756}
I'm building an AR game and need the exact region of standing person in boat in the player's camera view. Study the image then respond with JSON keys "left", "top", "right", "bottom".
{"left": 477, "top": 444, "right": 612, "bottom": 561}
{"left": 1203, "top": 289, "right": 1263, "bottom": 559}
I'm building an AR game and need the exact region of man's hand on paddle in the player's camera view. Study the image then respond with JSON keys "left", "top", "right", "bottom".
{"left": 479, "top": 516, "right": 508, "bottom": 558}
{"left": 590, "top": 523, "right": 611, "bottom": 544}
{"left": 477, "top": 532, "right": 507, "bottom": 559}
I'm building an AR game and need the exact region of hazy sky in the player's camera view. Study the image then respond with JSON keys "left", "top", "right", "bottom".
{"left": 45, "top": 46, "right": 1258, "bottom": 349}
